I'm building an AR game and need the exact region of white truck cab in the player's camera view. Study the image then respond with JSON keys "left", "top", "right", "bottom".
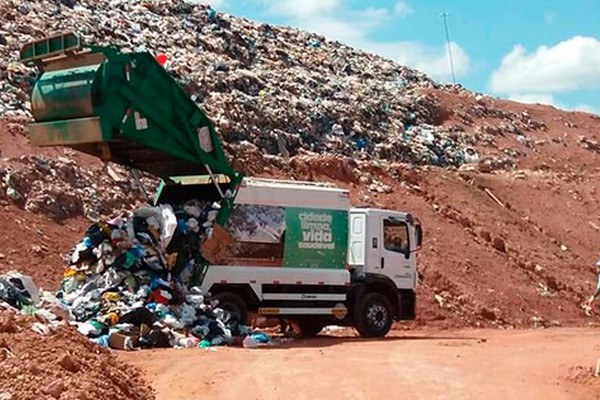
{"left": 349, "top": 208, "right": 419, "bottom": 290}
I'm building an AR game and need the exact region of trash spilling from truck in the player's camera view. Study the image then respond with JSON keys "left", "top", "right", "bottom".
{"left": 57, "top": 199, "right": 250, "bottom": 350}
{"left": 0, "top": 198, "right": 289, "bottom": 351}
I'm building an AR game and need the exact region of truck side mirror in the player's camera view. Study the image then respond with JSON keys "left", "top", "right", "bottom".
{"left": 416, "top": 223, "right": 423, "bottom": 249}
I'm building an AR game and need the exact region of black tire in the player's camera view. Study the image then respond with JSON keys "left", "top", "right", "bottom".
{"left": 355, "top": 292, "right": 393, "bottom": 338}
{"left": 213, "top": 292, "right": 248, "bottom": 327}
{"left": 296, "top": 319, "right": 325, "bottom": 337}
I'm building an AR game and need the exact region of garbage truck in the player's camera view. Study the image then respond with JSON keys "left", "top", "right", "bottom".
{"left": 19, "top": 33, "right": 422, "bottom": 337}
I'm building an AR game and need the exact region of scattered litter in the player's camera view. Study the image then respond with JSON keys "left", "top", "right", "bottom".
{"left": 54, "top": 199, "right": 245, "bottom": 349}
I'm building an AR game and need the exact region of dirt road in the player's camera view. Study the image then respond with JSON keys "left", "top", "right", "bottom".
{"left": 120, "top": 328, "right": 600, "bottom": 400}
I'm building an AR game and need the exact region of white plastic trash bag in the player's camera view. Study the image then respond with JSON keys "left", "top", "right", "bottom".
{"left": 159, "top": 205, "right": 177, "bottom": 250}
{"left": 2, "top": 271, "right": 40, "bottom": 305}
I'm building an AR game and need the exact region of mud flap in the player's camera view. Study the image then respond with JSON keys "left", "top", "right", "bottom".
{"left": 399, "top": 290, "right": 416, "bottom": 320}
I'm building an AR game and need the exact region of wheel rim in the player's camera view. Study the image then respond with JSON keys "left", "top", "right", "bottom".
{"left": 366, "top": 303, "right": 388, "bottom": 329}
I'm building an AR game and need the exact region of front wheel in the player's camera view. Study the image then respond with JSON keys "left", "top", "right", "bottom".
{"left": 355, "top": 292, "right": 393, "bottom": 338}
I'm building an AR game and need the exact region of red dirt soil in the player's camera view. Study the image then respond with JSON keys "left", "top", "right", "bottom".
{"left": 0, "top": 204, "right": 88, "bottom": 290}
{"left": 0, "top": 312, "right": 155, "bottom": 400}
{"left": 120, "top": 327, "right": 600, "bottom": 400}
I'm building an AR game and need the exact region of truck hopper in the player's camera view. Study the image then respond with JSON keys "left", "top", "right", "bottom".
{"left": 20, "top": 32, "right": 242, "bottom": 225}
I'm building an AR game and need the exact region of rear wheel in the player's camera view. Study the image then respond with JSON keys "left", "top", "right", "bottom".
{"left": 355, "top": 292, "right": 393, "bottom": 338}
{"left": 213, "top": 292, "right": 248, "bottom": 327}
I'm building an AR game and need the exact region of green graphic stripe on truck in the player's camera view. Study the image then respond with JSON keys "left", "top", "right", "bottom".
{"left": 283, "top": 208, "right": 348, "bottom": 269}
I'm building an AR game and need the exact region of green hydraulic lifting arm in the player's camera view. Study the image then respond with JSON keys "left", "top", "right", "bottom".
{"left": 20, "top": 32, "right": 243, "bottom": 226}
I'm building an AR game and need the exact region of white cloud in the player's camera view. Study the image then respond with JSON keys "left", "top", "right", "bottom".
{"left": 364, "top": 7, "right": 389, "bottom": 20}
{"left": 490, "top": 36, "right": 600, "bottom": 93}
{"left": 394, "top": 1, "right": 412, "bottom": 17}
{"left": 572, "top": 104, "right": 599, "bottom": 114}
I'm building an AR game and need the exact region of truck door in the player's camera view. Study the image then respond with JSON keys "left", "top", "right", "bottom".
{"left": 379, "top": 215, "right": 414, "bottom": 289}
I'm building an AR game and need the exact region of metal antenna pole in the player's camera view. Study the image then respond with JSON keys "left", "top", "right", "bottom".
{"left": 441, "top": 12, "right": 456, "bottom": 85}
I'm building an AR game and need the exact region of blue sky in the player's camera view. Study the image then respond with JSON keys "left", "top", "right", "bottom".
{"left": 205, "top": 0, "right": 600, "bottom": 114}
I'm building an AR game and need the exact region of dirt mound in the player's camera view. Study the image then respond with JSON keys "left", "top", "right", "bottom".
{"left": 0, "top": 311, "right": 155, "bottom": 400}
{"left": 563, "top": 364, "right": 600, "bottom": 393}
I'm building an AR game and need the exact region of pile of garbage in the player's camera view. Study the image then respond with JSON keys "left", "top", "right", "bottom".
{"left": 56, "top": 199, "right": 251, "bottom": 350}
{"left": 0, "top": 0, "right": 514, "bottom": 168}
{"left": 0, "top": 197, "right": 290, "bottom": 351}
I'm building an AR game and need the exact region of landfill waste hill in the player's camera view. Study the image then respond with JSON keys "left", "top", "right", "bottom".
{"left": 2, "top": 0, "right": 600, "bottom": 335}
{"left": 1, "top": 0, "right": 545, "bottom": 168}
